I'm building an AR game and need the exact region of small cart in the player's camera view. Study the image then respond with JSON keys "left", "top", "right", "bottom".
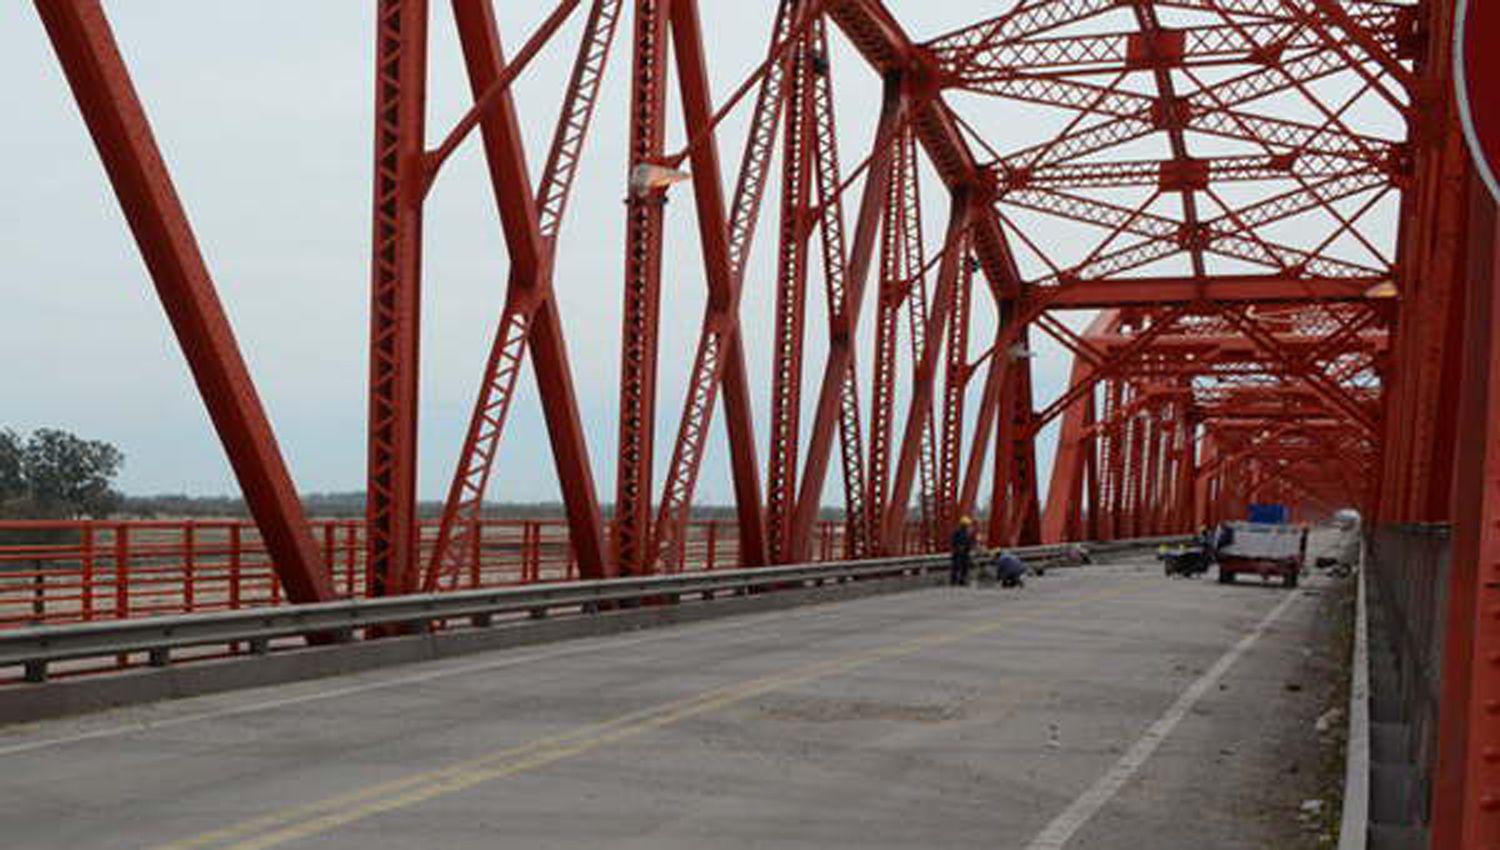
{"left": 1216, "top": 521, "right": 1308, "bottom": 588}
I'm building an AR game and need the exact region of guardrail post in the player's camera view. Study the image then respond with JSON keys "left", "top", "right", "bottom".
{"left": 148, "top": 647, "right": 170, "bottom": 667}
{"left": 24, "top": 660, "right": 47, "bottom": 684}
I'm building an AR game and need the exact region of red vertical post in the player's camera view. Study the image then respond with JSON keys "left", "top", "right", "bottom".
{"left": 1176, "top": 405, "right": 1198, "bottom": 532}
{"left": 1431, "top": 187, "right": 1500, "bottom": 850}
{"left": 611, "top": 0, "right": 672, "bottom": 578}
{"left": 881, "top": 192, "right": 972, "bottom": 550}
{"left": 765, "top": 31, "right": 816, "bottom": 563}
{"left": 113, "top": 524, "right": 128, "bottom": 620}
{"left": 229, "top": 524, "right": 242, "bottom": 609}
{"left": 469, "top": 519, "right": 482, "bottom": 588}
{"left": 1041, "top": 348, "right": 1096, "bottom": 543}
{"left": 182, "top": 521, "right": 195, "bottom": 613}
{"left": 1084, "top": 396, "right": 1100, "bottom": 540}
{"left": 937, "top": 253, "right": 974, "bottom": 532}
{"left": 1011, "top": 354, "right": 1042, "bottom": 545}
{"left": 80, "top": 523, "right": 95, "bottom": 622}
{"left": 34, "top": 0, "right": 332, "bottom": 604}
{"left": 1142, "top": 412, "right": 1162, "bottom": 535}
{"left": 528, "top": 521, "right": 542, "bottom": 583}
{"left": 365, "top": 0, "right": 428, "bottom": 598}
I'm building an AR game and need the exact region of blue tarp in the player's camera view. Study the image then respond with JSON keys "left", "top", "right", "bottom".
{"left": 1247, "top": 503, "right": 1288, "bottom": 524}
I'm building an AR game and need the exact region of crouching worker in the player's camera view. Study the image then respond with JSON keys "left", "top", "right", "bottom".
{"left": 995, "top": 551, "right": 1027, "bottom": 588}
{"left": 950, "top": 516, "right": 976, "bottom": 586}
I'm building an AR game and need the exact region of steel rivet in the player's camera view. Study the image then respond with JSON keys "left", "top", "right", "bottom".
{"left": 1485, "top": 748, "right": 1500, "bottom": 764}
{"left": 1482, "top": 795, "right": 1500, "bottom": 812}
{"left": 1486, "top": 700, "right": 1500, "bottom": 715}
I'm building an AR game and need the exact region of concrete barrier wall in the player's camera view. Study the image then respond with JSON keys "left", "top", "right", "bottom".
{"left": 1363, "top": 523, "right": 1452, "bottom": 849}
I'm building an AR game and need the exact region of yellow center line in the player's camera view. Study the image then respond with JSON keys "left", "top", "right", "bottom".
{"left": 149, "top": 578, "right": 1147, "bottom": 850}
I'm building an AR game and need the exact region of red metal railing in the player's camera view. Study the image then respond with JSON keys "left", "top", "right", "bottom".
{"left": 0, "top": 518, "right": 927, "bottom": 628}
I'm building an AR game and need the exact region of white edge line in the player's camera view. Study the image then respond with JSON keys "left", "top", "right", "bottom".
{"left": 1338, "top": 547, "right": 1371, "bottom": 850}
{"left": 1455, "top": 0, "right": 1500, "bottom": 204}
{"left": 1023, "top": 587, "right": 1303, "bottom": 850}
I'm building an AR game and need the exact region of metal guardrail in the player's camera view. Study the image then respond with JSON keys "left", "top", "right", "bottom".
{"left": 0, "top": 537, "right": 1183, "bottom": 684}
{"left": 0, "top": 516, "right": 889, "bottom": 628}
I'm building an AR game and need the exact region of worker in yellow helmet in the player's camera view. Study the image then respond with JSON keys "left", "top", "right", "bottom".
{"left": 949, "top": 515, "right": 976, "bottom": 586}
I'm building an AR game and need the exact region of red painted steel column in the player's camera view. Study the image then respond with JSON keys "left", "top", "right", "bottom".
{"left": 989, "top": 345, "right": 1020, "bottom": 546}
{"left": 1431, "top": 183, "right": 1500, "bottom": 850}
{"left": 789, "top": 76, "right": 906, "bottom": 561}
{"left": 765, "top": 29, "right": 816, "bottom": 563}
{"left": 881, "top": 192, "right": 972, "bottom": 550}
{"left": 937, "top": 253, "right": 974, "bottom": 531}
{"left": 1041, "top": 344, "right": 1098, "bottom": 542}
{"left": 1083, "top": 396, "right": 1100, "bottom": 540}
{"left": 1010, "top": 353, "right": 1042, "bottom": 544}
{"left": 1104, "top": 381, "right": 1125, "bottom": 539}
{"left": 365, "top": 0, "right": 428, "bottom": 597}
{"left": 612, "top": 0, "right": 671, "bottom": 577}
{"left": 34, "top": 0, "right": 332, "bottom": 603}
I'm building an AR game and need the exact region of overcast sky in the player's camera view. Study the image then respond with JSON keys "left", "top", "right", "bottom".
{"left": 1, "top": 2, "right": 1109, "bottom": 504}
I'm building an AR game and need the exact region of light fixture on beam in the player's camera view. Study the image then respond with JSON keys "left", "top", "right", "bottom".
{"left": 1363, "top": 281, "right": 1399, "bottom": 299}
{"left": 630, "top": 162, "right": 690, "bottom": 196}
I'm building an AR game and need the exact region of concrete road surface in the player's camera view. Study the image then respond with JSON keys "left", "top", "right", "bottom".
{"left": 0, "top": 553, "right": 1347, "bottom": 849}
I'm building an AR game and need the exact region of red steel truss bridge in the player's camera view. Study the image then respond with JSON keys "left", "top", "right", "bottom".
{"left": 15, "top": 0, "right": 1500, "bottom": 845}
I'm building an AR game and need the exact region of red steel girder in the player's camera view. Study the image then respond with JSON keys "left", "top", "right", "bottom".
{"left": 611, "top": 0, "right": 673, "bottom": 577}
{"left": 1041, "top": 275, "right": 1377, "bottom": 307}
{"left": 931, "top": 14, "right": 1401, "bottom": 79}
{"left": 937, "top": 251, "right": 976, "bottom": 530}
{"left": 1432, "top": 187, "right": 1500, "bottom": 850}
{"left": 866, "top": 124, "right": 936, "bottom": 546}
{"left": 764, "top": 17, "right": 818, "bottom": 563}
{"left": 365, "top": 0, "right": 429, "bottom": 598}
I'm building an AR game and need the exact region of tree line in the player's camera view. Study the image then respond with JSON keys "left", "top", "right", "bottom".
{"left": 0, "top": 428, "right": 123, "bottom": 520}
